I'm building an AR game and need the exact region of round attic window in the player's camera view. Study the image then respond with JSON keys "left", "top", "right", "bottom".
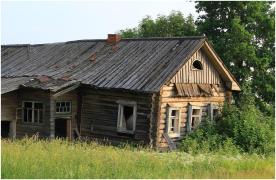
{"left": 192, "top": 60, "right": 203, "bottom": 70}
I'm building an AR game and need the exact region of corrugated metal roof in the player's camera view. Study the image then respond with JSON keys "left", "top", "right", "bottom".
{"left": 1, "top": 37, "right": 206, "bottom": 93}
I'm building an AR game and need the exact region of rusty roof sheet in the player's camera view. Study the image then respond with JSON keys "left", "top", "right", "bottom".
{"left": 1, "top": 37, "right": 206, "bottom": 93}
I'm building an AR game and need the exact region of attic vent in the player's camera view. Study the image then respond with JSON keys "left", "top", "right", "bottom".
{"left": 192, "top": 60, "right": 203, "bottom": 70}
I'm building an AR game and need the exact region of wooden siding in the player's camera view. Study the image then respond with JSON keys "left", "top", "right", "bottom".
{"left": 170, "top": 49, "right": 222, "bottom": 84}
{"left": 16, "top": 89, "right": 50, "bottom": 138}
{"left": 80, "top": 88, "right": 153, "bottom": 145}
{"left": 1, "top": 91, "right": 17, "bottom": 121}
{"left": 157, "top": 83, "right": 226, "bottom": 148}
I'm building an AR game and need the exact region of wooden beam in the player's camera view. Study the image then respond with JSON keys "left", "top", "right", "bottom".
{"left": 53, "top": 83, "right": 80, "bottom": 98}
{"left": 50, "top": 95, "right": 55, "bottom": 138}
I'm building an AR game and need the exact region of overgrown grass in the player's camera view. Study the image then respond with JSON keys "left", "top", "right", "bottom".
{"left": 1, "top": 138, "right": 275, "bottom": 179}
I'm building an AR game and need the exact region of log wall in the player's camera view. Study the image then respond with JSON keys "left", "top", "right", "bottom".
{"left": 16, "top": 89, "right": 51, "bottom": 138}
{"left": 80, "top": 88, "right": 153, "bottom": 145}
{"left": 157, "top": 48, "right": 229, "bottom": 149}
{"left": 157, "top": 83, "right": 226, "bottom": 148}
{"left": 1, "top": 91, "right": 17, "bottom": 121}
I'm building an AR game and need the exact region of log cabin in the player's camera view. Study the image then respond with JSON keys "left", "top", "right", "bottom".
{"left": 1, "top": 34, "right": 240, "bottom": 149}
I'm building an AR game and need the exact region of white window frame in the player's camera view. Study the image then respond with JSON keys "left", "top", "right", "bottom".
{"left": 209, "top": 104, "right": 220, "bottom": 121}
{"left": 166, "top": 107, "right": 181, "bottom": 138}
{"left": 116, "top": 100, "right": 137, "bottom": 134}
{"left": 187, "top": 105, "right": 202, "bottom": 132}
{"left": 55, "top": 101, "right": 72, "bottom": 114}
{"left": 22, "top": 101, "right": 44, "bottom": 124}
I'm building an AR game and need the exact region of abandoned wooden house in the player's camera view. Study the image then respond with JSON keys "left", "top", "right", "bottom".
{"left": 1, "top": 34, "right": 240, "bottom": 149}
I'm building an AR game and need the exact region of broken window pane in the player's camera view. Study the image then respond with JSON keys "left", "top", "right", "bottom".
{"left": 24, "top": 102, "right": 32, "bottom": 108}
{"left": 39, "top": 110, "right": 43, "bottom": 123}
{"left": 171, "top": 110, "right": 176, "bottom": 116}
{"left": 34, "top": 109, "right": 38, "bottom": 122}
{"left": 27, "top": 109, "right": 32, "bottom": 122}
{"left": 123, "top": 106, "right": 134, "bottom": 131}
{"left": 34, "top": 102, "right": 43, "bottom": 109}
{"left": 192, "top": 109, "right": 200, "bottom": 115}
{"left": 192, "top": 117, "right": 200, "bottom": 129}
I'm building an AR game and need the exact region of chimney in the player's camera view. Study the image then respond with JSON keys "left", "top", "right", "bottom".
{"left": 107, "top": 34, "right": 121, "bottom": 44}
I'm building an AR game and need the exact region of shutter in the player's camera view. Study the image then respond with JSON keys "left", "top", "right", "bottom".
{"left": 133, "top": 104, "right": 137, "bottom": 131}
{"left": 166, "top": 107, "right": 171, "bottom": 133}
{"left": 117, "top": 104, "right": 122, "bottom": 130}
{"left": 208, "top": 103, "right": 213, "bottom": 121}
{"left": 187, "top": 104, "right": 192, "bottom": 132}
{"left": 177, "top": 110, "right": 181, "bottom": 135}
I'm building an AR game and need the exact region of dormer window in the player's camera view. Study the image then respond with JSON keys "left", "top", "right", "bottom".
{"left": 192, "top": 60, "right": 203, "bottom": 70}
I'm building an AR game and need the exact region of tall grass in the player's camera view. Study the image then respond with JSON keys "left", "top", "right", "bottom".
{"left": 1, "top": 138, "right": 274, "bottom": 179}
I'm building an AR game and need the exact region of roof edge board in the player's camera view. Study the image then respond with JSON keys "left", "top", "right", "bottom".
{"left": 202, "top": 41, "right": 241, "bottom": 91}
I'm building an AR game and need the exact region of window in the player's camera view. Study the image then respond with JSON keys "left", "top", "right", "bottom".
{"left": 117, "top": 100, "right": 137, "bottom": 133}
{"left": 209, "top": 104, "right": 220, "bottom": 121}
{"left": 22, "top": 101, "right": 43, "bottom": 123}
{"left": 167, "top": 107, "right": 181, "bottom": 137}
{"left": 192, "top": 60, "right": 203, "bottom": 70}
{"left": 56, "top": 101, "right": 71, "bottom": 113}
{"left": 187, "top": 105, "right": 202, "bottom": 132}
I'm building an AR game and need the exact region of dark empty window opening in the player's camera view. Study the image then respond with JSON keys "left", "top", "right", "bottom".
{"left": 122, "top": 106, "right": 134, "bottom": 131}
{"left": 1, "top": 121, "right": 10, "bottom": 138}
{"left": 117, "top": 101, "right": 137, "bottom": 134}
{"left": 192, "top": 60, "right": 203, "bottom": 70}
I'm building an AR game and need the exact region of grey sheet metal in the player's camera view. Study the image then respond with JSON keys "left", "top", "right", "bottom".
{"left": 2, "top": 37, "right": 206, "bottom": 93}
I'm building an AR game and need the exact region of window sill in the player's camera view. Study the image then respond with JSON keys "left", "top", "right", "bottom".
{"left": 55, "top": 112, "right": 72, "bottom": 114}
{"left": 117, "top": 129, "right": 135, "bottom": 135}
{"left": 168, "top": 133, "right": 180, "bottom": 138}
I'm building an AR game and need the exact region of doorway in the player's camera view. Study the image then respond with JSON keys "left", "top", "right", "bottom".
{"left": 55, "top": 118, "right": 70, "bottom": 138}
{"left": 1, "top": 121, "right": 10, "bottom": 138}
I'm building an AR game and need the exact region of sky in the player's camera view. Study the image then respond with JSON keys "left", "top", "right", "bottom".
{"left": 1, "top": 0, "right": 197, "bottom": 44}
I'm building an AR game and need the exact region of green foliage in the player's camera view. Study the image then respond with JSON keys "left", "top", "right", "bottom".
{"left": 179, "top": 118, "right": 241, "bottom": 155}
{"left": 196, "top": 1, "right": 275, "bottom": 105}
{"left": 218, "top": 104, "right": 274, "bottom": 154}
{"left": 1, "top": 138, "right": 275, "bottom": 179}
{"left": 181, "top": 102, "right": 274, "bottom": 155}
{"left": 119, "top": 11, "right": 199, "bottom": 38}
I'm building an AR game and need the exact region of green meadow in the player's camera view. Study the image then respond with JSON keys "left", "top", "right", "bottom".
{"left": 1, "top": 138, "right": 274, "bottom": 179}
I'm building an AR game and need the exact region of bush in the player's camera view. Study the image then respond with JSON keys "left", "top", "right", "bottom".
{"left": 180, "top": 103, "right": 274, "bottom": 155}
{"left": 218, "top": 104, "right": 274, "bottom": 154}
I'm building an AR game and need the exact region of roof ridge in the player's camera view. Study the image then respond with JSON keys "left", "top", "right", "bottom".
{"left": 1, "top": 36, "right": 206, "bottom": 46}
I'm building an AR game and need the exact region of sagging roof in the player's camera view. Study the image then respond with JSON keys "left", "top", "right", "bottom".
{"left": 1, "top": 37, "right": 206, "bottom": 93}
{"left": 1, "top": 76, "right": 79, "bottom": 94}
{"left": 2, "top": 77, "right": 33, "bottom": 94}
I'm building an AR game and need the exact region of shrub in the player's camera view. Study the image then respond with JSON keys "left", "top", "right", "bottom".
{"left": 180, "top": 103, "right": 274, "bottom": 155}
{"left": 218, "top": 104, "right": 274, "bottom": 154}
